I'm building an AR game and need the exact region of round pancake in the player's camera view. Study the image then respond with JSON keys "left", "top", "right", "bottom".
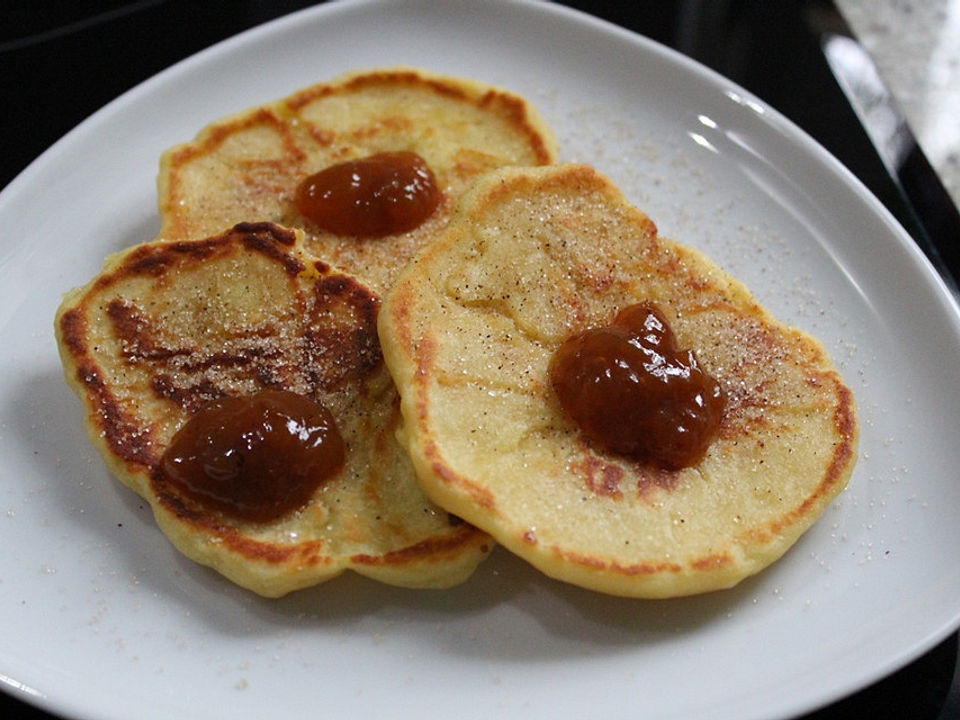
{"left": 55, "top": 222, "right": 492, "bottom": 597}
{"left": 378, "top": 164, "right": 859, "bottom": 598}
{"left": 157, "top": 66, "right": 558, "bottom": 294}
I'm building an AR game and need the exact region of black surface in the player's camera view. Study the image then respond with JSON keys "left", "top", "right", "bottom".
{"left": 2, "top": 2, "right": 958, "bottom": 718}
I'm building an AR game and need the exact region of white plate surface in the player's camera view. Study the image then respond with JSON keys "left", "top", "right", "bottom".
{"left": 2, "top": 1, "right": 959, "bottom": 719}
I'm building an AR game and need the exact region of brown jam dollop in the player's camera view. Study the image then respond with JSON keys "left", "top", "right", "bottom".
{"left": 294, "top": 151, "right": 440, "bottom": 237}
{"left": 549, "top": 303, "right": 725, "bottom": 470}
{"left": 159, "top": 389, "right": 345, "bottom": 523}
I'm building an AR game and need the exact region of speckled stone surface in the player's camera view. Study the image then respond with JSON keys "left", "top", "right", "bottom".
{"left": 835, "top": 0, "right": 960, "bottom": 207}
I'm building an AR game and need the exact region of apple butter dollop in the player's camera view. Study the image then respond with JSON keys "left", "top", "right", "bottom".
{"left": 549, "top": 303, "right": 725, "bottom": 470}
{"left": 159, "top": 389, "right": 345, "bottom": 522}
{"left": 294, "top": 151, "right": 440, "bottom": 237}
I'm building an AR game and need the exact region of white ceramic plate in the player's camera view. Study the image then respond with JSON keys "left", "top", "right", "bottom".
{"left": 2, "top": 1, "right": 959, "bottom": 718}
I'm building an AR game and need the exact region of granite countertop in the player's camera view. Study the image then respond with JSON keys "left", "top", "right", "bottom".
{"left": 835, "top": 0, "right": 960, "bottom": 208}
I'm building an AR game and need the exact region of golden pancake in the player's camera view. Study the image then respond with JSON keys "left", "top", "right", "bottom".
{"left": 157, "top": 66, "right": 558, "bottom": 294}
{"left": 379, "top": 164, "right": 859, "bottom": 598}
{"left": 56, "top": 222, "right": 492, "bottom": 597}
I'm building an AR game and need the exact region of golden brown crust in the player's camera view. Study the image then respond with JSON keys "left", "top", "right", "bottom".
{"left": 283, "top": 69, "right": 556, "bottom": 167}
{"left": 55, "top": 223, "right": 492, "bottom": 596}
{"left": 379, "top": 164, "right": 859, "bottom": 598}
{"left": 157, "top": 66, "right": 559, "bottom": 295}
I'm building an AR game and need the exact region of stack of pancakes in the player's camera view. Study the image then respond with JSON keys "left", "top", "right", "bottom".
{"left": 56, "top": 67, "right": 857, "bottom": 598}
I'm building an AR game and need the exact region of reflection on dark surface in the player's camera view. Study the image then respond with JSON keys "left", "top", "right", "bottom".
{"left": 1, "top": 2, "right": 958, "bottom": 719}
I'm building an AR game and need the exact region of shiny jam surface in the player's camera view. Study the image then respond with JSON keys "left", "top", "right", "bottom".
{"left": 159, "top": 389, "right": 345, "bottom": 522}
{"left": 550, "top": 303, "right": 725, "bottom": 470}
{"left": 294, "top": 151, "right": 440, "bottom": 237}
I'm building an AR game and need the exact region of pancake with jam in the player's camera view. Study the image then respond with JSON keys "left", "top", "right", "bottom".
{"left": 378, "top": 164, "right": 859, "bottom": 598}
{"left": 156, "top": 66, "right": 558, "bottom": 294}
{"left": 55, "top": 222, "right": 492, "bottom": 597}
